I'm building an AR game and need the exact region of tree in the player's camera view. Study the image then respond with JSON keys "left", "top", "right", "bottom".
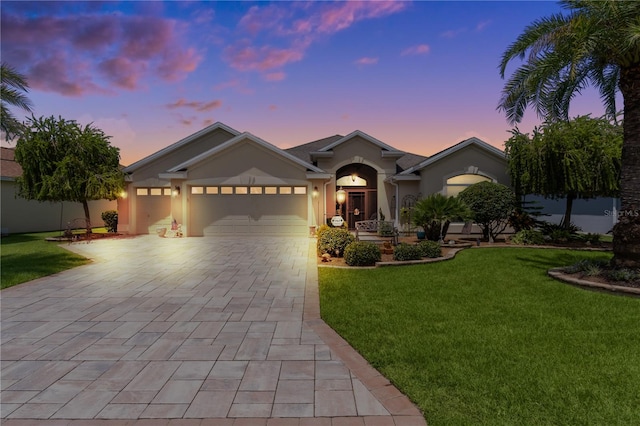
{"left": 459, "top": 182, "right": 515, "bottom": 242}
{"left": 505, "top": 115, "right": 622, "bottom": 229}
{"left": 412, "top": 193, "right": 471, "bottom": 241}
{"left": 15, "top": 116, "right": 125, "bottom": 233}
{"left": 1, "top": 63, "right": 33, "bottom": 141}
{"left": 498, "top": 0, "right": 640, "bottom": 267}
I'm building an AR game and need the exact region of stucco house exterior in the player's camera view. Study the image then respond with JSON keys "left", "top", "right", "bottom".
{"left": 118, "top": 122, "right": 509, "bottom": 236}
{"left": 0, "top": 147, "right": 116, "bottom": 235}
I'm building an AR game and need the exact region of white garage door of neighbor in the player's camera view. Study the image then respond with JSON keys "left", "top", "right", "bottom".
{"left": 189, "top": 185, "right": 308, "bottom": 236}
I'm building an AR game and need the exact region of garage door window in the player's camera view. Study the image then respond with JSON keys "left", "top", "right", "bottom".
{"left": 191, "top": 186, "right": 307, "bottom": 195}
{"left": 137, "top": 188, "right": 170, "bottom": 196}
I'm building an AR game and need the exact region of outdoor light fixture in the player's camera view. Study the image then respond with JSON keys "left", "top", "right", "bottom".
{"left": 312, "top": 186, "right": 319, "bottom": 198}
{"left": 173, "top": 185, "right": 181, "bottom": 197}
{"left": 119, "top": 190, "right": 127, "bottom": 199}
{"left": 336, "top": 187, "right": 346, "bottom": 217}
{"left": 351, "top": 173, "right": 358, "bottom": 183}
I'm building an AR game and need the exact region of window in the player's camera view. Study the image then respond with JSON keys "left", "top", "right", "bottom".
{"left": 250, "top": 187, "right": 263, "bottom": 194}
{"left": 294, "top": 186, "right": 307, "bottom": 195}
{"left": 191, "top": 187, "right": 204, "bottom": 194}
{"left": 221, "top": 186, "right": 233, "bottom": 194}
{"left": 445, "top": 174, "right": 491, "bottom": 197}
{"left": 206, "top": 187, "right": 218, "bottom": 194}
{"left": 265, "top": 187, "right": 278, "bottom": 194}
{"left": 235, "top": 186, "right": 248, "bottom": 194}
{"left": 164, "top": 188, "right": 172, "bottom": 196}
{"left": 279, "top": 187, "right": 292, "bottom": 194}
{"left": 150, "top": 188, "right": 163, "bottom": 196}
{"left": 136, "top": 188, "right": 148, "bottom": 196}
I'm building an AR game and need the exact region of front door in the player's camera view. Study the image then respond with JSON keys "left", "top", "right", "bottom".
{"left": 347, "top": 191, "right": 365, "bottom": 229}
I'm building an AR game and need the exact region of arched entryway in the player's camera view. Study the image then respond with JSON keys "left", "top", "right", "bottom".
{"left": 336, "top": 164, "right": 377, "bottom": 229}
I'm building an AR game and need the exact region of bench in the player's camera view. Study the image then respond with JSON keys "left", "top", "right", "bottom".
{"left": 355, "top": 220, "right": 398, "bottom": 245}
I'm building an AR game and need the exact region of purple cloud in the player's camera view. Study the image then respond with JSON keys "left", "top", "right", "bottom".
{"left": 401, "top": 44, "right": 430, "bottom": 56}
{"left": 0, "top": 10, "right": 202, "bottom": 96}
{"left": 167, "top": 98, "right": 223, "bottom": 112}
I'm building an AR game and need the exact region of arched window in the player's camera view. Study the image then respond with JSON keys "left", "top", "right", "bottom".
{"left": 445, "top": 174, "right": 491, "bottom": 196}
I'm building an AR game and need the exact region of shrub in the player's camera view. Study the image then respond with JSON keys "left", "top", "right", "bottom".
{"left": 417, "top": 240, "right": 442, "bottom": 258}
{"left": 101, "top": 210, "right": 118, "bottom": 233}
{"left": 539, "top": 221, "right": 582, "bottom": 236}
{"left": 606, "top": 268, "right": 640, "bottom": 283}
{"left": 549, "top": 229, "right": 572, "bottom": 243}
{"left": 412, "top": 193, "right": 471, "bottom": 241}
{"left": 579, "top": 233, "right": 602, "bottom": 245}
{"left": 393, "top": 243, "right": 423, "bottom": 261}
{"left": 511, "top": 229, "right": 545, "bottom": 245}
{"left": 316, "top": 224, "right": 331, "bottom": 241}
{"left": 317, "top": 227, "right": 355, "bottom": 257}
{"left": 459, "top": 182, "right": 515, "bottom": 242}
{"left": 344, "top": 242, "right": 381, "bottom": 266}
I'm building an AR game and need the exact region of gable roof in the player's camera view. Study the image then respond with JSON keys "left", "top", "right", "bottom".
{"left": 167, "top": 132, "right": 325, "bottom": 174}
{"left": 0, "top": 147, "right": 22, "bottom": 179}
{"left": 398, "top": 137, "right": 505, "bottom": 176}
{"left": 123, "top": 122, "right": 240, "bottom": 173}
{"left": 314, "top": 130, "right": 405, "bottom": 156}
{"left": 285, "top": 135, "right": 343, "bottom": 163}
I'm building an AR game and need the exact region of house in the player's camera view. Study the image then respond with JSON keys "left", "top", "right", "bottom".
{"left": 0, "top": 147, "right": 116, "bottom": 235}
{"left": 118, "top": 122, "right": 510, "bottom": 236}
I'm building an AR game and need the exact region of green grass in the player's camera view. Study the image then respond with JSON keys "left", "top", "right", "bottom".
{"left": 1, "top": 231, "right": 90, "bottom": 289}
{"left": 319, "top": 248, "right": 640, "bottom": 425}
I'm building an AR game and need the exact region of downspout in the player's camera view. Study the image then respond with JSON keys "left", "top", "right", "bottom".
{"left": 388, "top": 177, "right": 399, "bottom": 229}
{"left": 324, "top": 179, "right": 333, "bottom": 227}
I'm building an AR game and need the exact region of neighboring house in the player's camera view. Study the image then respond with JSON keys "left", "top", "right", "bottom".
{"left": 0, "top": 147, "right": 116, "bottom": 235}
{"left": 118, "top": 122, "right": 510, "bottom": 236}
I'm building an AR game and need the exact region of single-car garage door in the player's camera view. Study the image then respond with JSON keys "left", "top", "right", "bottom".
{"left": 135, "top": 187, "right": 172, "bottom": 234}
{"left": 189, "top": 185, "right": 308, "bottom": 236}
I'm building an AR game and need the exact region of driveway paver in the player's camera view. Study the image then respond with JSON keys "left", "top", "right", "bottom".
{"left": 1, "top": 236, "right": 425, "bottom": 426}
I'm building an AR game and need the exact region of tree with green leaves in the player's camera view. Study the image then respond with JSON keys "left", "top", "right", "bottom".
{"left": 1, "top": 63, "right": 33, "bottom": 141}
{"left": 459, "top": 181, "right": 515, "bottom": 242}
{"left": 498, "top": 0, "right": 640, "bottom": 268}
{"left": 505, "top": 115, "right": 622, "bottom": 229}
{"left": 15, "top": 116, "right": 125, "bottom": 233}
{"left": 412, "top": 193, "right": 471, "bottom": 241}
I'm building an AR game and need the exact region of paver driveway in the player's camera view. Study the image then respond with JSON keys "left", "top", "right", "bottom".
{"left": 1, "top": 236, "right": 424, "bottom": 425}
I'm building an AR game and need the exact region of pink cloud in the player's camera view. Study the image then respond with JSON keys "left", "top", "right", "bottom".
{"left": 440, "top": 28, "right": 466, "bottom": 38}
{"left": 223, "top": 42, "right": 306, "bottom": 72}
{"left": 476, "top": 20, "right": 491, "bottom": 31}
{"left": 264, "top": 72, "right": 286, "bottom": 82}
{"left": 354, "top": 57, "right": 379, "bottom": 66}
{"left": 167, "top": 98, "right": 223, "bottom": 112}
{"left": 317, "top": 1, "right": 407, "bottom": 34}
{"left": 268, "top": 105, "right": 278, "bottom": 111}
{"left": 0, "top": 11, "right": 202, "bottom": 96}
{"left": 227, "top": 1, "right": 407, "bottom": 80}
{"left": 401, "top": 44, "right": 430, "bottom": 56}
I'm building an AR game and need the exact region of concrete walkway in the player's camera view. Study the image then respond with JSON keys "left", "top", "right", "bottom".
{"left": 1, "top": 236, "right": 425, "bottom": 426}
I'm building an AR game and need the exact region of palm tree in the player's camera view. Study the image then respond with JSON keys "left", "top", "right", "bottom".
{"left": 498, "top": 0, "right": 640, "bottom": 268}
{"left": 1, "top": 63, "right": 33, "bottom": 141}
{"left": 412, "top": 193, "right": 472, "bottom": 242}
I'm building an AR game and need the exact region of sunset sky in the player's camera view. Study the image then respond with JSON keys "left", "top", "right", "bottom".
{"left": 1, "top": 1, "right": 612, "bottom": 166}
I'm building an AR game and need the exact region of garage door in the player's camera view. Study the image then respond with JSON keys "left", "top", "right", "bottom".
{"left": 135, "top": 187, "right": 172, "bottom": 234}
{"left": 189, "top": 185, "right": 308, "bottom": 236}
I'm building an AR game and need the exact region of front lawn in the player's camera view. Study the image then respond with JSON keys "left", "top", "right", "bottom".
{"left": 319, "top": 248, "right": 640, "bottom": 425}
{"left": 1, "top": 231, "right": 90, "bottom": 289}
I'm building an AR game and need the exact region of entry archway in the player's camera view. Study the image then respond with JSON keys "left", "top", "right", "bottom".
{"left": 336, "top": 164, "right": 378, "bottom": 229}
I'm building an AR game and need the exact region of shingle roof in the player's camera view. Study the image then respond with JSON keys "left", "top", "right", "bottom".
{"left": 0, "top": 147, "right": 22, "bottom": 178}
{"left": 284, "top": 135, "right": 343, "bottom": 163}
{"left": 396, "top": 152, "right": 428, "bottom": 172}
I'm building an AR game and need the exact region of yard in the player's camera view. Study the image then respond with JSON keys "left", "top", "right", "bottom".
{"left": 319, "top": 247, "right": 640, "bottom": 425}
{"left": 1, "top": 230, "right": 91, "bottom": 289}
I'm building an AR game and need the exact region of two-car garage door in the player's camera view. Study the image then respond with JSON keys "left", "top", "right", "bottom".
{"left": 189, "top": 185, "right": 308, "bottom": 236}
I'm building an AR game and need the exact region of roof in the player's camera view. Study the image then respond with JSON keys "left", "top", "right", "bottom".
{"left": 285, "top": 135, "right": 344, "bottom": 163}
{"left": 168, "top": 132, "right": 325, "bottom": 174}
{"left": 123, "top": 122, "right": 240, "bottom": 172}
{"left": 315, "top": 130, "right": 405, "bottom": 155}
{"left": 0, "top": 147, "right": 22, "bottom": 179}
{"left": 398, "top": 137, "right": 505, "bottom": 176}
